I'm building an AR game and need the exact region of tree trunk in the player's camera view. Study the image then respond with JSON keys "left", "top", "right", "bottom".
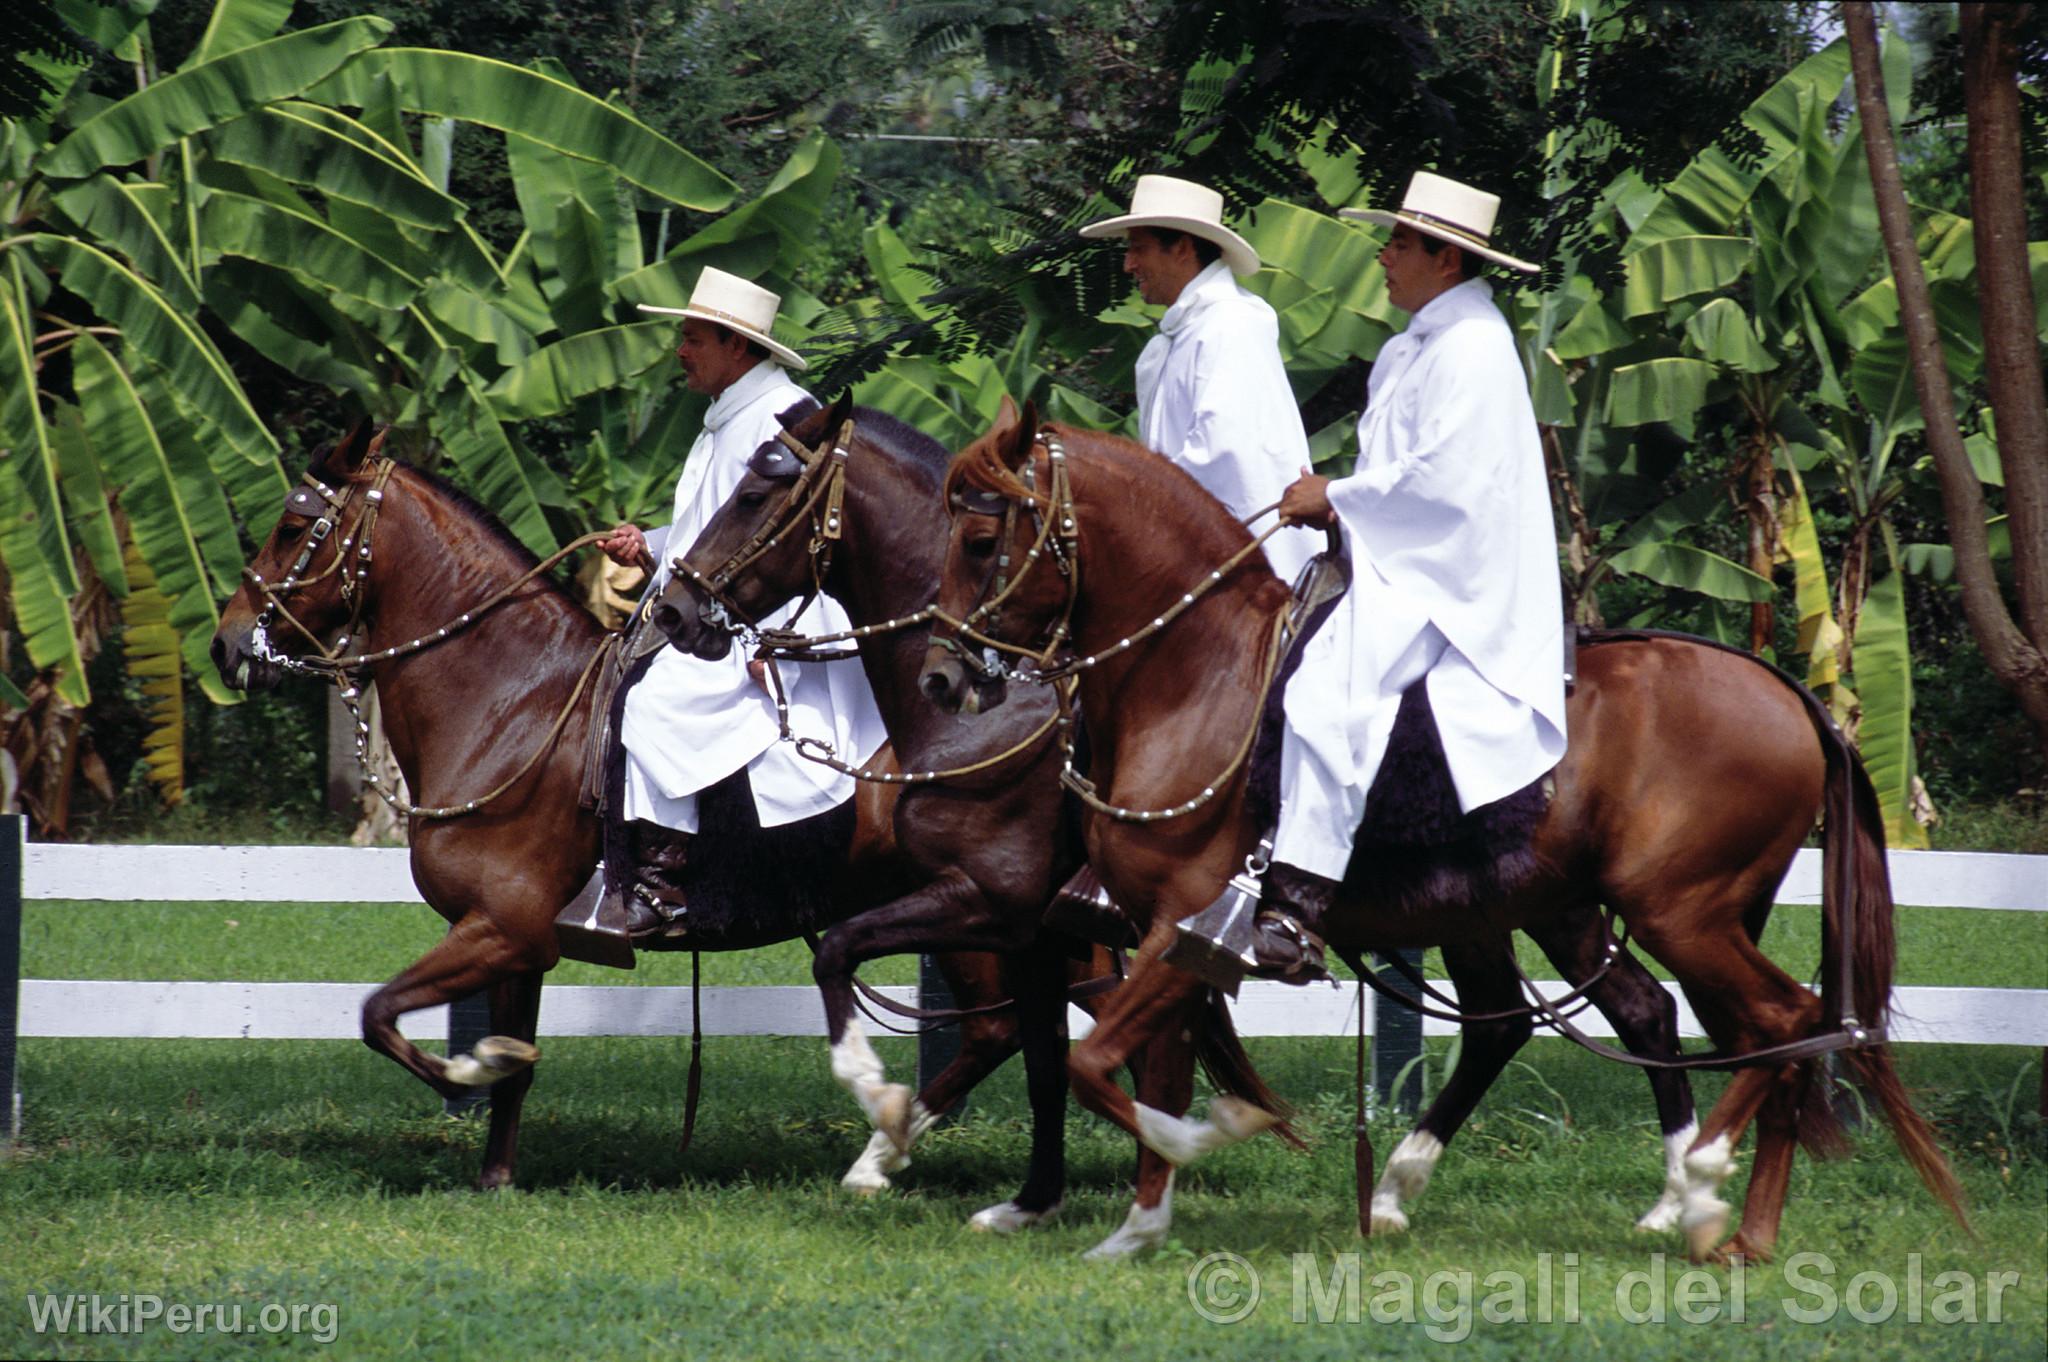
{"left": 1845, "top": 3, "right": 2048, "bottom": 754}
{"left": 1962, "top": 4, "right": 2048, "bottom": 651}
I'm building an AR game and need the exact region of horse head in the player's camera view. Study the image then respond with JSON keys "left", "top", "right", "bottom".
{"left": 920, "top": 396, "right": 1074, "bottom": 716}
{"left": 211, "top": 422, "right": 385, "bottom": 692}
{"left": 652, "top": 392, "right": 856, "bottom": 661}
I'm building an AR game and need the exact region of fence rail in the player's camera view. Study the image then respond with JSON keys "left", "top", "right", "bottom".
{"left": 5, "top": 837, "right": 2045, "bottom": 1137}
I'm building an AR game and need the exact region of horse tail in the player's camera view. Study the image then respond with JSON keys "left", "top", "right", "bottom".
{"left": 1813, "top": 708, "right": 1971, "bottom": 1233}
{"left": 1192, "top": 988, "right": 1306, "bottom": 1150}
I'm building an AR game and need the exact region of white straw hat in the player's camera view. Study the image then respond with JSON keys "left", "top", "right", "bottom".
{"left": 635, "top": 266, "right": 807, "bottom": 370}
{"left": 1340, "top": 170, "right": 1539, "bottom": 274}
{"left": 1079, "top": 174, "right": 1260, "bottom": 276}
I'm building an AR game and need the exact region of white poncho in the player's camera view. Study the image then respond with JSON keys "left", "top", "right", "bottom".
{"left": 620, "top": 360, "right": 887, "bottom": 831}
{"left": 1273, "top": 278, "right": 1566, "bottom": 878}
{"left": 1135, "top": 260, "right": 1318, "bottom": 585}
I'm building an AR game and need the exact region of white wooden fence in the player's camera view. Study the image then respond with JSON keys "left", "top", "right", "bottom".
{"left": 13, "top": 842, "right": 2046, "bottom": 1045}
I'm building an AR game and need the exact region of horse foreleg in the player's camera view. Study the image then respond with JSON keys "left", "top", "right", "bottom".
{"left": 818, "top": 874, "right": 1042, "bottom": 1151}
{"left": 1082, "top": 1021, "right": 1195, "bottom": 1260}
{"left": 361, "top": 914, "right": 539, "bottom": 1104}
{"left": 1368, "top": 938, "right": 1534, "bottom": 1236}
{"left": 842, "top": 953, "right": 1018, "bottom": 1195}
{"left": 1525, "top": 914, "right": 1697, "bottom": 1234}
{"left": 971, "top": 944, "right": 1072, "bottom": 1233}
{"left": 477, "top": 968, "right": 544, "bottom": 1191}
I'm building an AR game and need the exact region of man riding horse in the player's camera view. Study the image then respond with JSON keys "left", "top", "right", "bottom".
{"left": 592, "top": 267, "right": 887, "bottom": 939}
{"left": 1172, "top": 171, "right": 1571, "bottom": 986}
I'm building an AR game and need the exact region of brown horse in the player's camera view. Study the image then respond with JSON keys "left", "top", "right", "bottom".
{"left": 921, "top": 406, "right": 1968, "bottom": 1261}
{"left": 208, "top": 423, "right": 1092, "bottom": 1205}
{"left": 658, "top": 394, "right": 1731, "bottom": 1255}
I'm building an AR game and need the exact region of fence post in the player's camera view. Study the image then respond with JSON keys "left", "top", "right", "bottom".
{"left": 916, "top": 953, "right": 960, "bottom": 1127}
{"left": 1370, "top": 948, "right": 1425, "bottom": 1115}
{"left": 0, "top": 815, "right": 20, "bottom": 1144}
{"left": 444, "top": 992, "right": 491, "bottom": 1118}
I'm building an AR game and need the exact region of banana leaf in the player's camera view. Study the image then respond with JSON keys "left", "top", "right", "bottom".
{"left": 0, "top": 458, "right": 88, "bottom": 704}
{"left": 30, "top": 234, "right": 279, "bottom": 467}
{"left": 184, "top": 0, "right": 296, "bottom": 66}
{"left": 1850, "top": 561, "right": 1925, "bottom": 848}
{"left": 435, "top": 378, "right": 560, "bottom": 556}
{"left": 47, "top": 174, "right": 201, "bottom": 314}
{"left": 1603, "top": 357, "right": 1718, "bottom": 429}
{"left": 47, "top": 402, "right": 128, "bottom": 596}
{"left": 1620, "top": 235, "right": 1750, "bottom": 317}
{"left": 201, "top": 191, "right": 425, "bottom": 311}
{"left": 0, "top": 273, "right": 79, "bottom": 596}
{"left": 209, "top": 104, "right": 466, "bottom": 230}
{"left": 68, "top": 334, "right": 232, "bottom": 695}
{"left": 38, "top": 18, "right": 395, "bottom": 179}
{"left": 1773, "top": 461, "right": 1841, "bottom": 690}
{"left": 117, "top": 535, "right": 187, "bottom": 803}
{"left": 1684, "top": 298, "right": 1777, "bottom": 373}
{"left": 203, "top": 262, "right": 389, "bottom": 408}
{"left": 1550, "top": 296, "right": 1634, "bottom": 360}
{"left": 481, "top": 322, "right": 674, "bottom": 421}
{"left": 311, "top": 49, "right": 735, "bottom": 212}
{"left": 1604, "top": 542, "right": 1773, "bottom": 602}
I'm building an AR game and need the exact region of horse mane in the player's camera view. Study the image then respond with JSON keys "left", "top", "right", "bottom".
{"left": 309, "top": 443, "right": 578, "bottom": 607}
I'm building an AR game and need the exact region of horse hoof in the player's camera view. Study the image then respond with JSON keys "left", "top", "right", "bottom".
{"left": 970, "top": 1200, "right": 1060, "bottom": 1234}
{"left": 1369, "top": 1204, "right": 1410, "bottom": 1236}
{"left": 1635, "top": 1198, "right": 1683, "bottom": 1234}
{"left": 443, "top": 1035, "right": 540, "bottom": 1088}
{"left": 1682, "top": 1200, "right": 1731, "bottom": 1262}
{"left": 873, "top": 1084, "right": 914, "bottom": 1151}
{"left": 1209, "top": 1096, "right": 1278, "bottom": 1144}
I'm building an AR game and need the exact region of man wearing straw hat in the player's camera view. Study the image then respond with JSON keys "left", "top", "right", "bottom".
{"left": 1080, "top": 174, "right": 1317, "bottom": 583}
{"left": 1174, "top": 171, "right": 1568, "bottom": 987}
{"left": 589, "top": 267, "right": 886, "bottom": 939}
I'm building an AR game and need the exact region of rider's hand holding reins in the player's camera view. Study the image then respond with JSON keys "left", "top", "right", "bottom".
{"left": 1278, "top": 468, "right": 1336, "bottom": 529}
{"left": 598, "top": 523, "right": 656, "bottom": 572}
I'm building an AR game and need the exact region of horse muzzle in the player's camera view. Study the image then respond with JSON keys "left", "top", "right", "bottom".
{"left": 651, "top": 589, "right": 735, "bottom": 661}
{"left": 919, "top": 653, "right": 1007, "bottom": 716}
{"left": 209, "top": 624, "right": 283, "bottom": 693}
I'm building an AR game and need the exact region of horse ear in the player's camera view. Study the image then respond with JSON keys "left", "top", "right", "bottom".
{"left": 995, "top": 393, "right": 1020, "bottom": 428}
{"left": 329, "top": 418, "right": 372, "bottom": 472}
{"left": 825, "top": 390, "right": 855, "bottom": 435}
{"left": 1003, "top": 399, "right": 1039, "bottom": 469}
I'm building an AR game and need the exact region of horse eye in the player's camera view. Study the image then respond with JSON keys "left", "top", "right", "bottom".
{"left": 737, "top": 491, "right": 769, "bottom": 509}
{"left": 275, "top": 521, "right": 306, "bottom": 542}
{"left": 964, "top": 535, "right": 998, "bottom": 558}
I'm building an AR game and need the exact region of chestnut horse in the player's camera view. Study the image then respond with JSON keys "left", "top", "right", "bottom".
{"left": 658, "top": 394, "right": 1722, "bottom": 1255}
{"left": 921, "top": 406, "right": 1968, "bottom": 1261}
{"left": 210, "top": 423, "right": 1085, "bottom": 1208}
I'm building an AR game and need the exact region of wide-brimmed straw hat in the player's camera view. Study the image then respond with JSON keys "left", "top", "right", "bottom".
{"left": 636, "top": 266, "right": 807, "bottom": 370}
{"left": 1340, "top": 170, "right": 1539, "bottom": 274}
{"left": 1079, "top": 174, "right": 1260, "bottom": 276}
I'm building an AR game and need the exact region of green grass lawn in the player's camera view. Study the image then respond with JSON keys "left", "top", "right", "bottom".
{"left": 7, "top": 880, "right": 2047, "bottom": 1360}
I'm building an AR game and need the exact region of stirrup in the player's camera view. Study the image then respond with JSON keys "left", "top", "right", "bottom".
{"left": 1161, "top": 840, "right": 1273, "bottom": 997}
{"left": 552, "top": 868, "right": 637, "bottom": 971}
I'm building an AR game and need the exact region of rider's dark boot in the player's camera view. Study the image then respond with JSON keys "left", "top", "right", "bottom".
{"left": 623, "top": 819, "right": 690, "bottom": 935}
{"left": 1247, "top": 862, "right": 1336, "bottom": 986}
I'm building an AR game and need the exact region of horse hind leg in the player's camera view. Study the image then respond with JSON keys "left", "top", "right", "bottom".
{"left": 476, "top": 967, "right": 544, "bottom": 1191}
{"left": 1523, "top": 912, "right": 1697, "bottom": 1234}
{"left": 971, "top": 943, "right": 1073, "bottom": 1233}
{"left": 1366, "top": 938, "right": 1535, "bottom": 1236}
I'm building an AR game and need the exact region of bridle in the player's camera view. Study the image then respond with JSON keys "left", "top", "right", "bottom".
{"left": 243, "top": 441, "right": 399, "bottom": 680}
{"left": 927, "top": 430, "right": 1080, "bottom": 684}
{"left": 667, "top": 417, "right": 854, "bottom": 641}
{"left": 237, "top": 436, "right": 615, "bottom": 819}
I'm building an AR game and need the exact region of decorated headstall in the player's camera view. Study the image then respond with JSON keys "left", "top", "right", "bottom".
{"left": 934, "top": 429, "right": 1079, "bottom": 682}
{"left": 244, "top": 433, "right": 397, "bottom": 675}
{"left": 669, "top": 417, "right": 854, "bottom": 636}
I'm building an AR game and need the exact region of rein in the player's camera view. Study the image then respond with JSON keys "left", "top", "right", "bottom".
{"left": 243, "top": 448, "right": 619, "bottom": 820}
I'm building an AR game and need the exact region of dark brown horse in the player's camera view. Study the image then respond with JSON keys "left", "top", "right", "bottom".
{"left": 208, "top": 423, "right": 1090, "bottom": 1206}
{"left": 658, "top": 395, "right": 1723, "bottom": 1254}
{"left": 921, "top": 406, "right": 1968, "bottom": 1261}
